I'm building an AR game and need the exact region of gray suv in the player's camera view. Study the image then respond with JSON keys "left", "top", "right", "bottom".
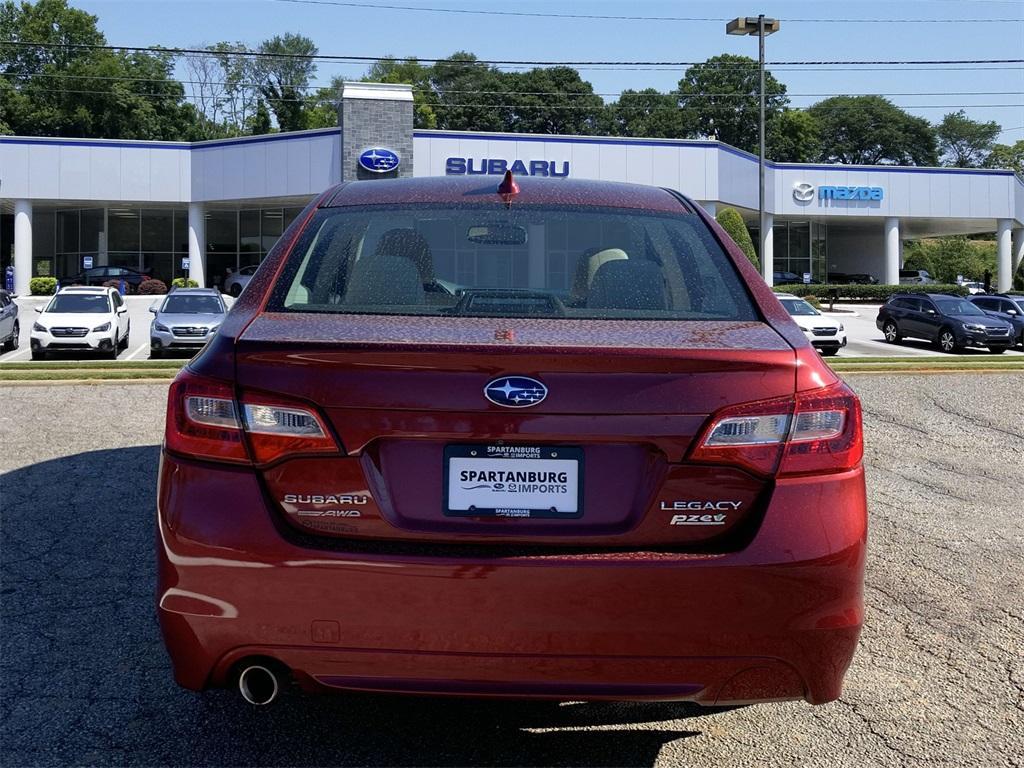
{"left": 149, "top": 288, "right": 226, "bottom": 358}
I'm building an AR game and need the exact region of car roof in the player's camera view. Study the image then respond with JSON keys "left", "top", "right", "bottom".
{"left": 166, "top": 287, "right": 220, "bottom": 295}
{"left": 322, "top": 176, "right": 690, "bottom": 213}
{"left": 58, "top": 286, "right": 110, "bottom": 294}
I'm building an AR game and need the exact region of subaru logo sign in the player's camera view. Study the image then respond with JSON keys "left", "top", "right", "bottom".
{"left": 793, "top": 182, "right": 814, "bottom": 202}
{"left": 484, "top": 376, "right": 548, "bottom": 408}
{"left": 358, "top": 147, "right": 400, "bottom": 174}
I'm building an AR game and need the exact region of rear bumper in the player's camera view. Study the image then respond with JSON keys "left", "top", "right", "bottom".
{"left": 157, "top": 452, "right": 867, "bottom": 705}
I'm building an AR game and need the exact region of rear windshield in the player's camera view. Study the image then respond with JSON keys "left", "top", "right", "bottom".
{"left": 161, "top": 295, "right": 223, "bottom": 314}
{"left": 269, "top": 205, "right": 757, "bottom": 321}
{"left": 46, "top": 294, "right": 111, "bottom": 313}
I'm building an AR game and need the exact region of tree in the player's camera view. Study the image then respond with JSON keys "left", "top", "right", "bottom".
{"left": 984, "top": 140, "right": 1024, "bottom": 176}
{"left": 430, "top": 52, "right": 509, "bottom": 132}
{"left": 767, "top": 109, "right": 821, "bottom": 163}
{"left": 936, "top": 110, "right": 1000, "bottom": 167}
{"left": 255, "top": 33, "right": 317, "bottom": 132}
{"left": 213, "top": 42, "right": 261, "bottom": 134}
{"left": 364, "top": 57, "right": 438, "bottom": 128}
{"left": 248, "top": 99, "right": 272, "bottom": 135}
{"left": 808, "top": 96, "right": 938, "bottom": 166}
{"left": 716, "top": 207, "right": 759, "bottom": 270}
{"left": 0, "top": 0, "right": 200, "bottom": 140}
{"left": 676, "top": 54, "right": 788, "bottom": 153}
{"left": 903, "top": 237, "right": 996, "bottom": 283}
{"left": 504, "top": 67, "right": 606, "bottom": 136}
{"left": 609, "top": 88, "right": 686, "bottom": 138}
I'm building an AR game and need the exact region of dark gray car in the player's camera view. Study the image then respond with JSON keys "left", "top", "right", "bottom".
{"left": 149, "top": 288, "right": 226, "bottom": 358}
{"left": 0, "top": 290, "right": 19, "bottom": 352}
{"left": 969, "top": 294, "right": 1024, "bottom": 347}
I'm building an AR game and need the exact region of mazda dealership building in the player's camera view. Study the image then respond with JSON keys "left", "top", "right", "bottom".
{"left": 2, "top": 82, "right": 1022, "bottom": 293}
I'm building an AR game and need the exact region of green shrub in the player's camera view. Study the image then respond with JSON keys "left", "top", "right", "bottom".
{"left": 773, "top": 283, "right": 969, "bottom": 301}
{"left": 171, "top": 278, "right": 199, "bottom": 289}
{"left": 903, "top": 237, "right": 996, "bottom": 283}
{"left": 803, "top": 295, "right": 822, "bottom": 309}
{"left": 29, "top": 277, "right": 57, "bottom": 295}
{"left": 138, "top": 279, "right": 168, "bottom": 295}
{"left": 716, "top": 207, "right": 760, "bottom": 271}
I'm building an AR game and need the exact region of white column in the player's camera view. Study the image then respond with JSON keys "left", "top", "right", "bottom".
{"left": 700, "top": 201, "right": 717, "bottom": 217}
{"left": 760, "top": 213, "right": 774, "bottom": 285}
{"left": 187, "top": 203, "right": 206, "bottom": 288}
{"left": 996, "top": 219, "right": 1012, "bottom": 292}
{"left": 884, "top": 217, "right": 900, "bottom": 285}
{"left": 13, "top": 200, "right": 32, "bottom": 296}
{"left": 1011, "top": 228, "right": 1024, "bottom": 280}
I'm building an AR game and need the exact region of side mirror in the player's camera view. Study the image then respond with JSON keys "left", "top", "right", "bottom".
{"left": 926, "top": 309, "right": 936, "bottom": 315}
{"left": 34, "top": 306, "right": 43, "bottom": 313}
{"left": 149, "top": 306, "right": 158, "bottom": 314}
{"left": 116, "top": 306, "right": 127, "bottom": 314}
{"left": 1007, "top": 309, "right": 1019, "bottom": 316}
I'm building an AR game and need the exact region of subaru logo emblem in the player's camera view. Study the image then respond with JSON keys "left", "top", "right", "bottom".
{"left": 793, "top": 182, "right": 814, "bottom": 202}
{"left": 358, "top": 147, "right": 400, "bottom": 174}
{"left": 484, "top": 376, "right": 548, "bottom": 408}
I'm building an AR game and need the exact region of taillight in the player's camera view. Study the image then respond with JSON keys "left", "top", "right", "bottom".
{"left": 166, "top": 371, "right": 249, "bottom": 464}
{"left": 240, "top": 392, "right": 337, "bottom": 464}
{"left": 165, "top": 371, "right": 339, "bottom": 465}
{"left": 690, "top": 381, "right": 862, "bottom": 477}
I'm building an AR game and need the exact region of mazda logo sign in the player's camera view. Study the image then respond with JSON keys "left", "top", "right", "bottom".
{"left": 793, "top": 182, "right": 814, "bottom": 202}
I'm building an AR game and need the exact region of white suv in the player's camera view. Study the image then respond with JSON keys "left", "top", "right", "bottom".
{"left": 775, "top": 292, "right": 847, "bottom": 356}
{"left": 30, "top": 286, "right": 130, "bottom": 360}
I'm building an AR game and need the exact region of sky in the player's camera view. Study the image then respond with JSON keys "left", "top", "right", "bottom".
{"left": 73, "top": 0, "right": 1024, "bottom": 140}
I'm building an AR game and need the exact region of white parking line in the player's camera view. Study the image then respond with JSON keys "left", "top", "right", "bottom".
{"left": 126, "top": 342, "right": 150, "bottom": 361}
{"left": 2, "top": 346, "right": 33, "bottom": 362}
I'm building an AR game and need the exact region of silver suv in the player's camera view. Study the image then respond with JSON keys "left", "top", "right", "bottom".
{"left": 149, "top": 288, "right": 226, "bottom": 358}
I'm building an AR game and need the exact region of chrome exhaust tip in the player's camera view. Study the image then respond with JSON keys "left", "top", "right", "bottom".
{"left": 238, "top": 664, "right": 280, "bottom": 706}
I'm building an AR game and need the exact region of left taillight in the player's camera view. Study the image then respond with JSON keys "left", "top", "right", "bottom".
{"left": 689, "top": 381, "right": 863, "bottom": 477}
{"left": 166, "top": 370, "right": 249, "bottom": 464}
{"left": 165, "top": 370, "right": 339, "bottom": 465}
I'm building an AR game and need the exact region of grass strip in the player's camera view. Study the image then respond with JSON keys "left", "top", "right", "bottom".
{"left": 0, "top": 369, "right": 178, "bottom": 381}
{"left": 0, "top": 359, "right": 186, "bottom": 370}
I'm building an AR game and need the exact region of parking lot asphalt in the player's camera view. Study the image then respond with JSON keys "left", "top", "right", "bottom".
{"left": 1, "top": 375, "right": 1022, "bottom": 767}
{"left": 2, "top": 297, "right": 1022, "bottom": 363}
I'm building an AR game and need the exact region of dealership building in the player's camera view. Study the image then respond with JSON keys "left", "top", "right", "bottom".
{"left": 2, "top": 81, "right": 1022, "bottom": 294}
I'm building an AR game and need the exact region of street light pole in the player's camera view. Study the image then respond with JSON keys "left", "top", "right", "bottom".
{"left": 727, "top": 15, "right": 780, "bottom": 284}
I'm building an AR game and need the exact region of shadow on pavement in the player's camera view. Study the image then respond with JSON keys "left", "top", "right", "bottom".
{"left": 1, "top": 447, "right": 714, "bottom": 767}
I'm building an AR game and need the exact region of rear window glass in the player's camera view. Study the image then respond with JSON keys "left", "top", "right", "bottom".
{"left": 269, "top": 205, "right": 757, "bottom": 321}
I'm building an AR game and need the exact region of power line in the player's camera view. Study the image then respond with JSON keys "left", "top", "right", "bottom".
{"left": 269, "top": 0, "right": 1024, "bottom": 24}
{"left": 4, "top": 72, "right": 1022, "bottom": 99}
{"left": 1, "top": 40, "right": 1021, "bottom": 68}
{"left": 9, "top": 83, "right": 1024, "bottom": 112}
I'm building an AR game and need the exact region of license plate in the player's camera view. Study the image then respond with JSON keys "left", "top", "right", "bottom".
{"left": 444, "top": 444, "right": 583, "bottom": 519}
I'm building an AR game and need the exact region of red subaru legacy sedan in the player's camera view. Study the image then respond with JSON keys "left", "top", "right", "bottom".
{"left": 157, "top": 175, "right": 866, "bottom": 707}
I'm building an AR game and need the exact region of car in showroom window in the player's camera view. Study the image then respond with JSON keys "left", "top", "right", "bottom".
{"left": 158, "top": 176, "right": 865, "bottom": 708}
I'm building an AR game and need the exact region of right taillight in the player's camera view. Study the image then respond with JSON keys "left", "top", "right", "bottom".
{"left": 164, "top": 370, "right": 340, "bottom": 465}
{"left": 690, "top": 381, "right": 862, "bottom": 477}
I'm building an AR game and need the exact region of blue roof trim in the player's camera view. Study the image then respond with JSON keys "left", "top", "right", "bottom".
{"left": 413, "top": 130, "right": 1019, "bottom": 178}
{"left": 0, "top": 137, "right": 190, "bottom": 150}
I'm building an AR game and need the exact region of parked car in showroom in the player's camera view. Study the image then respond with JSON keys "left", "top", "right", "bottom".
{"left": 773, "top": 270, "right": 820, "bottom": 285}
{"left": 876, "top": 293, "right": 1014, "bottom": 353}
{"left": 30, "top": 285, "right": 129, "bottom": 360}
{"left": 158, "top": 175, "right": 866, "bottom": 709}
{"left": 149, "top": 288, "right": 227, "bottom": 358}
{"left": 775, "top": 293, "right": 847, "bottom": 356}
{"left": 969, "top": 293, "right": 1024, "bottom": 347}
{"left": 828, "top": 272, "right": 878, "bottom": 285}
{"left": 223, "top": 264, "right": 258, "bottom": 297}
{"left": 68, "top": 265, "right": 150, "bottom": 290}
{"left": 960, "top": 281, "right": 987, "bottom": 295}
{"left": 898, "top": 269, "right": 936, "bottom": 285}
{"left": 0, "top": 289, "right": 19, "bottom": 352}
